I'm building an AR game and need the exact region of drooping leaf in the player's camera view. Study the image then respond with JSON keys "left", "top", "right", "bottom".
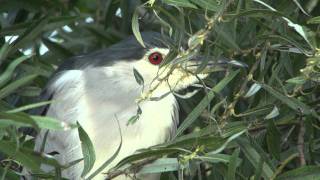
{"left": 132, "top": 6, "right": 146, "bottom": 48}
{"left": 175, "top": 70, "right": 240, "bottom": 137}
{"left": 78, "top": 123, "right": 96, "bottom": 177}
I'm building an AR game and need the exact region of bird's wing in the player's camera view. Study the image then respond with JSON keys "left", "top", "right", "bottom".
{"left": 32, "top": 65, "right": 107, "bottom": 180}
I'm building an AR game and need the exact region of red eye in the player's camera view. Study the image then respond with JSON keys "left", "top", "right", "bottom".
{"left": 148, "top": 52, "right": 163, "bottom": 65}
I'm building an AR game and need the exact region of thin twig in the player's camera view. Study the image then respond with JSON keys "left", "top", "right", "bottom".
{"left": 297, "top": 111, "right": 306, "bottom": 166}
{"left": 270, "top": 153, "right": 299, "bottom": 180}
{"left": 104, "top": 157, "right": 157, "bottom": 180}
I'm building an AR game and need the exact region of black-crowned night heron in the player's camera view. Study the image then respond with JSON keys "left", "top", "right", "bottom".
{"left": 30, "top": 32, "right": 237, "bottom": 180}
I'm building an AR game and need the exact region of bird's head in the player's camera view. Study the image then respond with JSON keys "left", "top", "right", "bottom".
{"left": 131, "top": 46, "right": 208, "bottom": 97}
{"left": 95, "top": 32, "right": 244, "bottom": 100}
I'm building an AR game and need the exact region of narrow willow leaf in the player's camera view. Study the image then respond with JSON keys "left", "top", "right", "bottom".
{"left": 0, "top": 112, "right": 38, "bottom": 129}
{"left": 126, "top": 114, "right": 140, "bottom": 126}
{"left": 114, "top": 148, "right": 190, "bottom": 170}
{"left": 264, "top": 106, "right": 279, "bottom": 119}
{"left": 197, "top": 153, "right": 242, "bottom": 165}
{"left": 258, "top": 34, "right": 312, "bottom": 56}
{"left": 253, "top": 0, "right": 314, "bottom": 49}
{"left": 266, "top": 120, "right": 281, "bottom": 160}
{"left": 215, "top": 25, "right": 241, "bottom": 51}
{"left": 236, "top": 105, "right": 273, "bottom": 117}
{"left": 244, "top": 83, "right": 262, "bottom": 98}
{"left": 0, "top": 16, "right": 80, "bottom": 36}
{"left": 31, "top": 116, "right": 77, "bottom": 130}
{"left": 189, "top": 0, "right": 220, "bottom": 11}
{"left": 0, "top": 141, "right": 61, "bottom": 173}
{"left": 42, "top": 38, "right": 74, "bottom": 59}
{"left": 127, "top": 106, "right": 142, "bottom": 125}
{"left": 292, "top": 0, "right": 310, "bottom": 16}
{"left": 153, "top": 10, "right": 173, "bottom": 36}
{"left": 226, "top": 9, "right": 290, "bottom": 20}
{"left": 0, "top": 42, "right": 10, "bottom": 63}
{"left": 254, "top": 157, "right": 264, "bottom": 180}
{"left": 209, "top": 130, "right": 246, "bottom": 154}
{"left": 139, "top": 158, "right": 185, "bottom": 174}
{"left": 175, "top": 70, "right": 240, "bottom": 137}
{"left": 227, "top": 148, "right": 240, "bottom": 180}
{"left": 259, "top": 83, "right": 312, "bottom": 115}
{"left": 286, "top": 76, "right": 306, "bottom": 85}
{"left": 307, "top": 16, "right": 320, "bottom": 24}
{"left": 132, "top": 7, "right": 145, "bottom": 48}
{"left": 10, "top": 17, "right": 49, "bottom": 53}
{"left": 236, "top": 138, "right": 274, "bottom": 179}
{"left": 276, "top": 166, "right": 320, "bottom": 180}
{"left": 133, "top": 68, "right": 144, "bottom": 86}
{"left": 78, "top": 123, "right": 96, "bottom": 177}
{"left": 6, "top": 101, "right": 53, "bottom": 113}
{"left": 162, "top": 0, "right": 198, "bottom": 9}
{"left": 0, "top": 55, "right": 31, "bottom": 88}
{"left": 161, "top": 122, "right": 246, "bottom": 148}
{"left": 0, "top": 74, "right": 38, "bottom": 99}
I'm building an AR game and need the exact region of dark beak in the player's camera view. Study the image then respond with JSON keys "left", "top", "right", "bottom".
{"left": 186, "top": 56, "right": 248, "bottom": 73}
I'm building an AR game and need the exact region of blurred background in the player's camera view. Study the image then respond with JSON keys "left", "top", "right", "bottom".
{"left": 0, "top": 0, "right": 319, "bottom": 179}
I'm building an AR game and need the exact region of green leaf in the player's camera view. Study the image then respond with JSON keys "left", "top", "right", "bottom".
{"left": 133, "top": 68, "right": 144, "bottom": 86}
{"left": 253, "top": 0, "right": 314, "bottom": 49}
{"left": 259, "top": 83, "right": 312, "bottom": 115}
{"left": 254, "top": 157, "right": 264, "bottom": 180}
{"left": 41, "top": 38, "right": 74, "bottom": 59}
{"left": 175, "top": 70, "right": 240, "bottom": 137}
{"left": 0, "top": 42, "right": 10, "bottom": 63}
{"left": 162, "top": 0, "right": 198, "bottom": 9}
{"left": 10, "top": 17, "right": 49, "bottom": 53}
{"left": 0, "top": 140, "right": 61, "bottom": 173}
{"left": 0, "top": 16, "right": 81, "bottom": 36}
{"left": 114, "top": 148, "right": 190, "bottom": 170}
{"left": 286, "top": 76, "right": 306, "bottom": 85}
{"left": 132, "top": 6, "right": 146, "bottom": 48}
{"left": 236, "top": 138, "right": 274, "bottom": 179}
{"left": 189, "top": 0, "right": 220, "bottom": 11}
{"left": 78, "top": 123, "right": 96, "bottom": 177}
{"left": 244, "top": 83, "right": 262, "bottom": 98}
{"left": 30, "top": 115, "right": 77, "bottom": 130}
{"left": 126, "top": 106, "right": 142, "bottom": 125}
{"left": 6, "top": 101, "right": 52, "bottom": 113}
{"left": 209, "top": 130, "right": 246, "bottom": 154}
{"left": 139, "top": 158, "right": 185, "bottom": 174}
{"left": 258, "top": 34, "right": 312, "bottom": 56}
{"left": 0, "top": 74, "right": 38, "bottom": 99}
{"left": 0, "top": 112, "right": 38, "bottom": 129}
{"left": 266, "top": 120, "right": 281, "bottom": 160}
{"left": 227, "top": 148, "right": 240, "bottom": 180}
{"left": 264, "top": 106, "right": 280, "bottom": 119}
{"left": 307, "top": 16, "right": 320, "bottom": 24}
{"left": 276, "top": 166, "right": 320, "bottom": 180}
{"left": 0, "top": 55, "right": 31, "bottom": 88}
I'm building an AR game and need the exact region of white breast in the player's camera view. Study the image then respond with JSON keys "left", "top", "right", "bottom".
{"left": 35, "top": 65, "right": 179, "bottom": 180}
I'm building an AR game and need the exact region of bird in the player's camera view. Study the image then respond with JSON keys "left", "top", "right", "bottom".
{"left": 28, "top": 32, "right": 238, "bottom": 180}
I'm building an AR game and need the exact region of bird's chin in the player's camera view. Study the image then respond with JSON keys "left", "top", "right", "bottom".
{"left": 163, "top": 72, "right": 208, "bottom": 92}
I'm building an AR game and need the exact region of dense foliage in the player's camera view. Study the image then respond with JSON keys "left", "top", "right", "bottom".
{"left": 0, "top": 0, "right": 320, "bottom": 179}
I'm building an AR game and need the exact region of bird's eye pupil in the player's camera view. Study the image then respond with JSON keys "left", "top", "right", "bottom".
{"left": 148, "top": 52, "right": 163, "bottom": 65}
{"left": 153, "top": 55, "right": 159, "bottom": 61}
